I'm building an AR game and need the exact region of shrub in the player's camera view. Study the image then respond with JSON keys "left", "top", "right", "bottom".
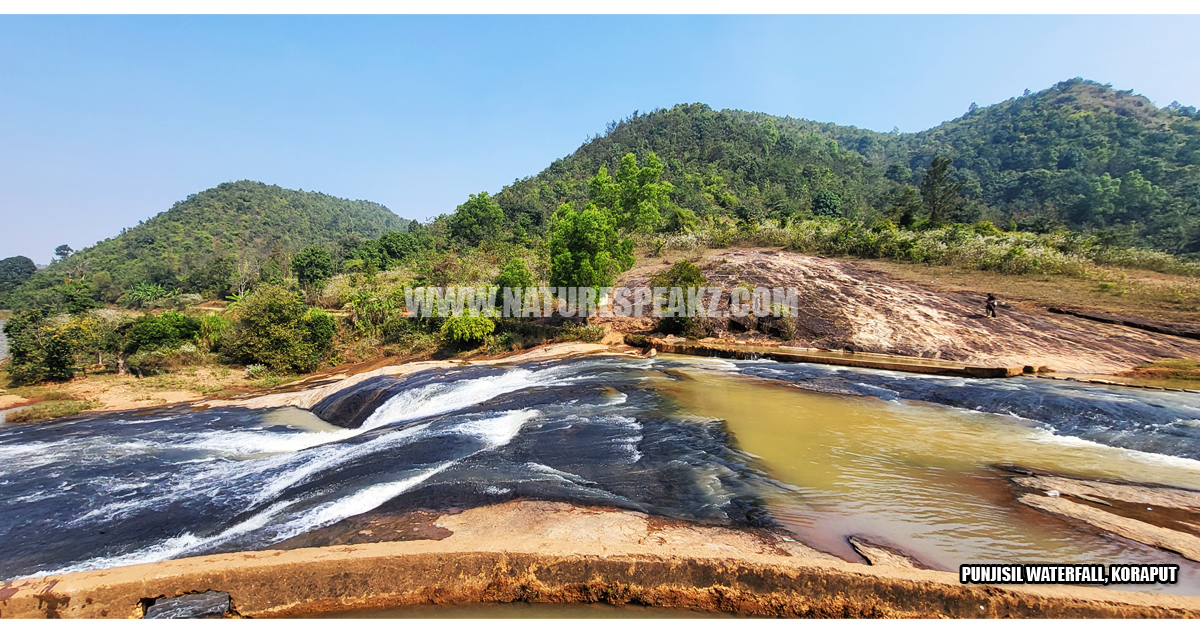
{"left": 650, "top": 260, "right": 709, "bottom": 338}
{"left": 219, "top": 285, "right": 334, "bottom": 372}
{"left": 556, "top": 322, "right": 606, "bottom": 343}
{"left": 120, "top": 283, "right": 173, "bottom": 309}
{"left": 197, "top": 314, "right": 232, "bottom": 351}
{"left": 123, "top": 311, "right": 201, "bottom": 355}
{"left": 380, "top": 317, "right": 415, "bottom": 344}
{"left": 441, "top": 315, "right": 495, "bottom": 345}
{"left": 126, "top": 343, "right": 208, "bottom": 376}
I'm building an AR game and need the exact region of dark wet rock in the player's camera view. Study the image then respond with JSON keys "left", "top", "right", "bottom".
{"left": 144, "top": 590, "right": 230, "bottom": 619}
{"left": 269, "top": 510, "right": 453, "bottom": 549}
{"left": 1047, "top": 307, "right": 1200, "bottom": 340}
{"left": 309, "top": 375, "right": 406, "bottom": 428}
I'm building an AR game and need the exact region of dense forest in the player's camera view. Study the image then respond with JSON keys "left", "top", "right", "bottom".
{"left": 3, "top": 181, "right": 406, "bottom": 309}
{"left": 482, "top": 79, "right": 1200, "bottom": 252}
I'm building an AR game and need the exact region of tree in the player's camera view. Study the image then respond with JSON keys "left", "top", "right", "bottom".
{"left": 811, "top": 191, "right": 842, "bottom": 218}
{"left": 548, "top": 202, "right": 635, "bottom": 290}
{"left": 494, "top": 258, "right": 535, "bottom": 294}
{"left": 378, "top": 231, "right": 423, "bottom": 262}
{"left": 588, "top": 153, "right": 673, "bottom": 233}
{"left": 4, "top": 310, "right": 98, "bottom": 384}
{"left": 919, "top": 155, "right": 964, "bottom": 227}
{"left": 185, "top": 255, "right": 235, "bottom": 297}
{"left": 448, "top": 192, "right": 504, "bottom": 246}
{"left": 0, "top": 256, "right": 37, "bottom": 294}
{"left": 888, "top": 186, "right": 924, "bottom": 228}
{"left": 291, "top": 245, "right": 334, "bottom": 289}
{"left": 885, "top": 164, "right": 913, "bottom": 183}
{"left": 55, "top": 244, "right": 74, "bottom": 261}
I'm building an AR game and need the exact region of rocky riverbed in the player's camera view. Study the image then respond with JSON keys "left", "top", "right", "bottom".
{"left": 613, "top": 250, "right": 1200, "bottom": 374}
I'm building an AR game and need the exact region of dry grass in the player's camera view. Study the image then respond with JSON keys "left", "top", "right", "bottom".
{"left": 1119, "top": 359, "right": 1200, "bottom": 382}
{"left": 6, "top": 399, "right": 100, "bottom": 423}
{"left": 853, "top": 259, "right": 1200, "bottom": 325}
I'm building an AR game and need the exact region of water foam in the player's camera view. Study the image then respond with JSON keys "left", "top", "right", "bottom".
{"left": 1026, "top": 427, "right": 1200, "bottom": 471}
{"left": 34, "top": 408, "right": 542, "bottom": 577}
{"left": 360, "top": 367, "right": 566, "bottom": 430}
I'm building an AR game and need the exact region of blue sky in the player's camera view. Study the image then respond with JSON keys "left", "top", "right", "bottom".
{"left": 2, "top": 15, "right": 1199, "bottom": 264}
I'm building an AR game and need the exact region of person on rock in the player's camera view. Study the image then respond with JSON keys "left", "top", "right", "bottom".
{"left": 985, "top": 293, "right": 998, "bottom": 318}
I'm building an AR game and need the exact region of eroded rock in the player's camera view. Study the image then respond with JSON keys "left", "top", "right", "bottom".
{"left": 847, "top": 535, "right": 935, "bottom": 570}
{"left": 1001, "top": 465, "right": 1200, "bottom": 562}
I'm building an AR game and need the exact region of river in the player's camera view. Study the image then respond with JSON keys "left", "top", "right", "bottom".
{"left": 1, "top": 356, "right": 1198, "bottom": 596}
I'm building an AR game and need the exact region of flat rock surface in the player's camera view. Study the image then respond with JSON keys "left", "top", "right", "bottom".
{"left": 1004, "top": 467, "right": 1200, "bottom": 562}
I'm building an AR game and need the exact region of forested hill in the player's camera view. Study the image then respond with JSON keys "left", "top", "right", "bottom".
{"left": 8, "top": 181, "right": 403, "bottom": 306}
{"left": 484, "top": 78, "right": 1200, "bottom": 252}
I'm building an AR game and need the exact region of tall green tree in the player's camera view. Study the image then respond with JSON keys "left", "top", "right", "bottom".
{"left": 548, "top": 202, "right": 635, "bottom": 289}
{"left": 291, "top": 245, "right": 334, "bottom": 289}
{"left": 448, "top": 192, "right": 504, "bottom": 246}
{"left": 888, "top": 186, "right": 924, "bottom": 228}
{"left": 494, "top": 258, "right": 535, "bottom": 294}
{"left": 811, "top": 191, "right": 842, "bottom": 218}
{"left": 0, "top": 256, "right": 37, "bottom": 296}
{"left": 588, "top": 152, "right": 673, "bottom": 234}
{"left": 919, "top": 155, "right": 964, "bottom": 227}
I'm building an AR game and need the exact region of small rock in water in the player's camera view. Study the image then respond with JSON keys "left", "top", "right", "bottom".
{"left": 144, "top": 591, "right": 231, "bottom": 619}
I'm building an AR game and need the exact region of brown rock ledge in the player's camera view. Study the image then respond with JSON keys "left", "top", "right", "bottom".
{"left": 2, "top": 501, "right": 1198, "bottom": 619}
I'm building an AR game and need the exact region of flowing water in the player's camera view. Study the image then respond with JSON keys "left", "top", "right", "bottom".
{"left": 1, "top": 356, "right": 1199, "bottom": 597}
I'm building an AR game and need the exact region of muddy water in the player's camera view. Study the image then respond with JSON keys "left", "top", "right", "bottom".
{"left": 661, "top": 361, "right": 1200, "bottom": 595}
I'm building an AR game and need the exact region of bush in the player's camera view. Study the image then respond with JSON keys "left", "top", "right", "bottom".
{"left": 197, "top": 314, "right": 231, "bottom": 351}
{"left": 380, "top": 317, "right": 415, "bottom": 344}
{"left": 123, "top": 311, "right": 201, "bottom": 355}
{"left": 126, "top": 342, "right": 209, "bottom": 376}
{"left": 556, "top": 322, "right": 606, "bottom": 343}
{"left": 441, "top": 315, "right": 495, "bottom": 345}
{"left": 219, "top": 286, "right": 335, "bottom": 372}
{"left": 650, "top": 260, "right": 709, "bottom": 338}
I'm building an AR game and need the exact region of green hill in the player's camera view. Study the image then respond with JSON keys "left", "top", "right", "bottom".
{"left": 481, "top": 78, "right": 1200, "bottom": 252}
{"left": 6, "top": 78, "right": 1199, "bottom": 311}
{"left": 5, "top": 181, "right": 404, "bottom": 308}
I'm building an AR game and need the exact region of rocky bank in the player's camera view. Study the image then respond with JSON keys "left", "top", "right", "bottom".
{"left": 614, "top": 250, "right": 1200, "bottom": 374}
